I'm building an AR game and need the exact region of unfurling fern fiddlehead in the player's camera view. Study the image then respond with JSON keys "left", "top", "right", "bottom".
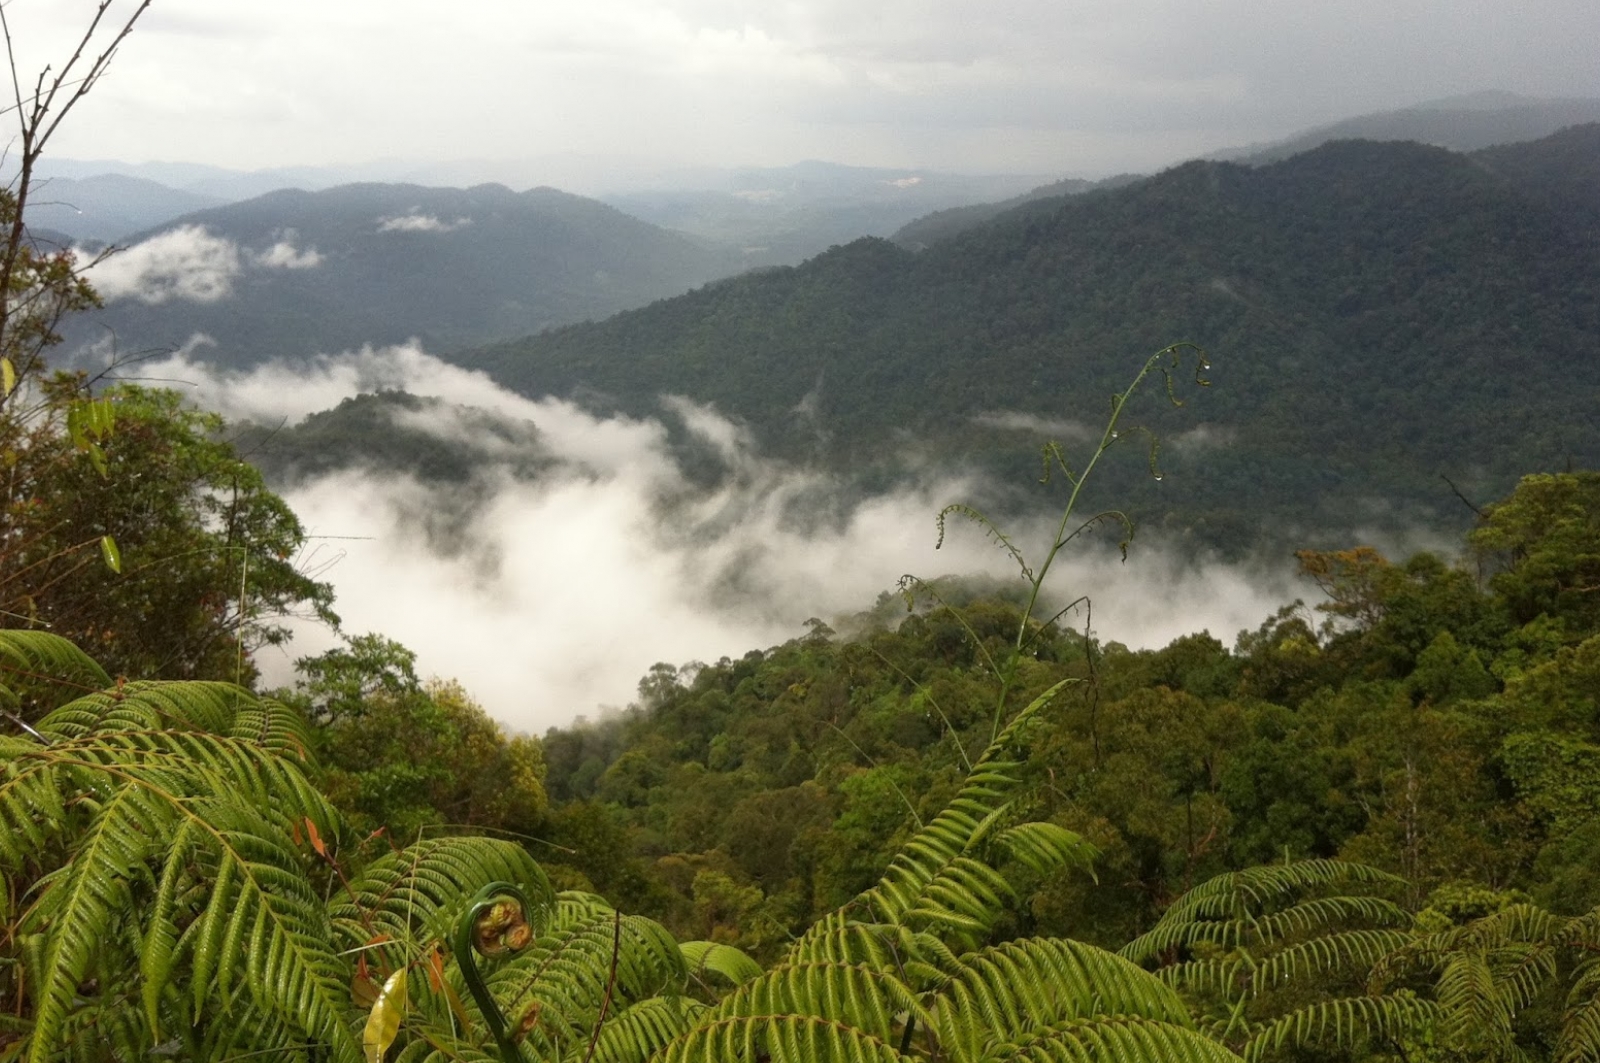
{"left": 453, "top": 881, "right": 538, "bottom": 1063}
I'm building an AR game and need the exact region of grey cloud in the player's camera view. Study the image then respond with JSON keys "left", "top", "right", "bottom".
{"left": 48, "top": 0, "right": 1600, "bottom": 180}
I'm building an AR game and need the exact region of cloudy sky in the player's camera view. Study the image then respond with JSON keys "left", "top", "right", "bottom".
{"left": 10, "top": 0, "right": 1600, "bottom": 186}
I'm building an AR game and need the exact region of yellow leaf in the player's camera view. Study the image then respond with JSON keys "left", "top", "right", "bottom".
{"left": 1, "top": 357, "right": 14, "bottom": 397}
{"left": 362, "top": 966, "right": 407, "bottom": 1063}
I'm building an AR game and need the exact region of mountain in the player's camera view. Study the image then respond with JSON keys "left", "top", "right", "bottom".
{"left": 63, "top": 182, "right": 744, "bottom": 365}
{"left": 1214, "top": 92, "right": 1600, "bottom": 165}
{"left": 890, "top": 173, "right": 1143, "bottom": 249}
{"left": 454, "top": 129, "right": 1600, "bottom": 548}
{"left": 25, "top": 173, "right": 226, "bottom": 244}
{"left": 600, "top": 161, "right": 1051, "bottom": 267}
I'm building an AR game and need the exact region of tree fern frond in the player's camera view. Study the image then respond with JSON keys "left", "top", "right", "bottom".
{"left": 0, "top": 630, "right": 110, "bottom": 714}
{"left": 21, "top": 780, "right": 170, "bottom": 1062}
{"left": 5, "top": 683, "right": 356, "bottom": 1062}
{"left": 391, "top": 1024, "right": 502, "bottom": 1063}
{"left": 990, "top": 822, "right": 1098, "bottom": 878}
{"left": 572, "top": 995, "right": 707, "bottom": 1063}
{"left": 197, "top": 798, "right": 356, "bottom": 1059}
{"left": 1255, "top": 929, "right": 1416, "bottom": 990}
{"left": 782, "top": 919, "right": 961, "bottom": 991}
{"left": 1120, "top": 861, "right": 1401, "bottom": 963}
{"left": 681, "top": 940, "right": 763, "bottom": 988}
{"left": 1557, "top": 957, "right": 1600, "bottom": 1063}
{"left": 36, "top": 681, "right": 289, "bottom": 746}
{"left": 488, "top": 910, "right": 687, "bottom": 1059}
{"left": 139, "top": 818, "right": 201, "bottom": 1037}
{"left": 656, "top": 1012, "right": 916, "bottom": 1063}
{"left": 332, "top": 836, "right": 553, "bottom": 967}
{"left": 1241, "top": 996, "right": 1439, "bottom": 1063}
{"left": 709, "top": 960, "right": 927, "bottom": 1044}
{"left": 554, "top": 889, "right": 620, "bottom": 923}
{"left": 983, "top": 1014, "right": 1245, "bottom": 1063}
{"left": 937, "top": 938, "right": 1194, "bottom": 1062}
{"left": 796, "top": 680, "right": 1074, "bottom": 954}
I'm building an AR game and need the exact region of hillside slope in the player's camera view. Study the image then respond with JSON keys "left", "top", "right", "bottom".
{"left": 457, "top": 131, "right": 1600, "bottom": 544}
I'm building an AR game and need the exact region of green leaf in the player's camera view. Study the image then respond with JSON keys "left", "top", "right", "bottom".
{"left": 99, "top": 535, "right": 122, "bottom": 574}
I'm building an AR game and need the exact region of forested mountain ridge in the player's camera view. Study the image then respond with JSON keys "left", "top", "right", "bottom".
{"left": 63, "top": 181, "right": 742, "bottom": 365}
{"left": 458, "top": 129, "right": 1600, "bottom": 547}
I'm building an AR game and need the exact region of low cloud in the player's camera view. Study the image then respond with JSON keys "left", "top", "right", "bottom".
{"left": 971, "top": 411, "right": 1097, "bottom": 441}
{"left": 144, "top": 345, "right": 1302, "bottom": 733}
{"left": 377, "top": 212, "right": 472, "bottom": 233}
{"left": 84, "top": 225, "right": 241, "bottom": 303}
{"left": 252, "top": 239, "right": 323, "bottom": 269}
{"left": 82, "top": 227, "right": 323, "bottom": 304}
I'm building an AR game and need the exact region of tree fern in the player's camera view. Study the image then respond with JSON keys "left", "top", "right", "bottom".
{"left": 1121, "top": 859, "right": 1426, "bottom": 1059}
{"left": 2, "top": 680, "right": 354, "bottom": 1061}
{"left": 0, "top": 630, "right": 110, "bottom": 722}
{"left": 794, "top": 677, "right": 1094, "bottom": 956}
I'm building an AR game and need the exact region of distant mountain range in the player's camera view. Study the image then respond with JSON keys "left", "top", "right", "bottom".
{"left": 597, "top": 162, "right": 1049, "bottom": 267}
{"left": 454, "top": 126, "right": 1600, "bottom": 548}
{"left": 62, "top": 182, "right": 741, "bottom": 363}
{"left": 27, "top": 173, "right": 226, "bottom": 245}
{"left": 1212, "top": 91, "right": 1600, "bottom": 165}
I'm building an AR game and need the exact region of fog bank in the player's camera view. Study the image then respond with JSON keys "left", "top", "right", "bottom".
{"left": 135, "top": 343, "right": 1302, "bottom": 732}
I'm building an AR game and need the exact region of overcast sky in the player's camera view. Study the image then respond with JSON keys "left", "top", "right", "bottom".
{"left": 8, "top": 0, "right": 1600, "bottom": 188}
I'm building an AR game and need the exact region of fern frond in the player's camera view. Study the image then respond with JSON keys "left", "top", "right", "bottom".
{"left": 22, "top": 780, "right": 171, "bottom": 1062}
{"left": 990, "top": 821, "right": 1099, "bottom": 878}
{"left": 710, "top": 960, "right": 927, "bottom": 1044}
{"left": 681, "top": 940, "right": 763, "bottom": 988}
{"left": 937, "top": 938, "right": 1194, "bottom": 1062}
{"left": 983, "top": 1014, "right": 1245, "bottom": 1063}
{"left": 573, "top": 995, "right": 707, "bottom": 1063}
{"left": 1255, "top": 929, "right": 1416, "bottom": 990}
{"left": 4, "top": 681, "right": 356, "bottom": 1062}
{"left": 797, "top": 680, "right": 1073, "bottom": 954}
{"left": 1241, "top": 996, "right": 1439, "bottom": 1063}
{"left": 489, "top": 909, "right": 686, "bottom": 1059}
{"left": 935, "top": 504, "right": 1034, "bottom": 583}
{"left": 782, "top": 919, "right": 960, "bottom": 991}
{"left": 656, "top": 1012, "right": 915, "bottom": 1063}
{"left": 332, "top": 836, "right": 553, "bottom": 968}
{"left": 193, "top": 796, "right": 356, "bottom": 1058}
{"left": 1120, "top": 861, "right": 1402, "bottom": 963}
{"left": 1557, "top": 956, "right": 1600, "bottom": 1063}
{"left": 0, "top": 630, "right": 110, "bottom": 713}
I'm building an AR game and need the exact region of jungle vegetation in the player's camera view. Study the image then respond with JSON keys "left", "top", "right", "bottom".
{"left": 4, "top": 8, "right": 1600, "bottom": 1061}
